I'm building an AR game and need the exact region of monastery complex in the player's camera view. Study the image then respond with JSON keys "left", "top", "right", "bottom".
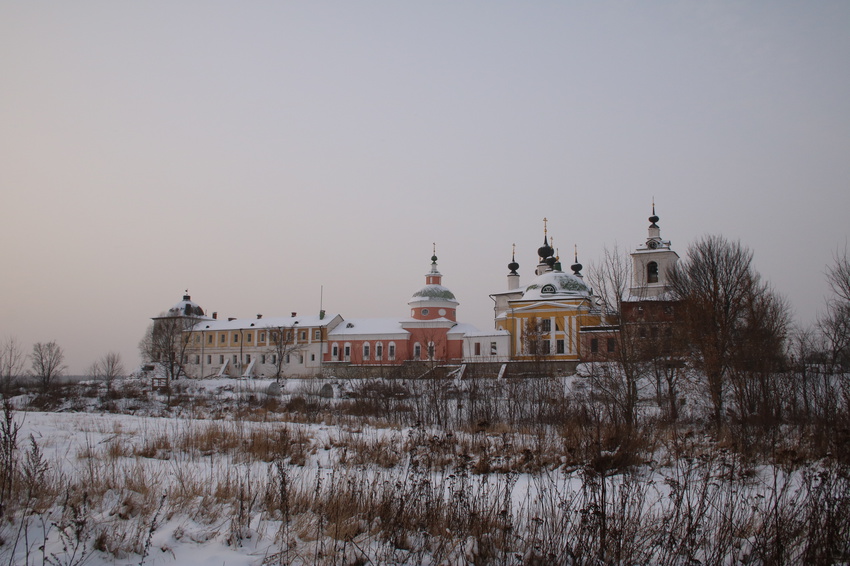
{"left": 149, "top": 208, "right": 678, "bottom": 378}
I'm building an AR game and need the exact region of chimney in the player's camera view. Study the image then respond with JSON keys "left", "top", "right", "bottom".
{"left": 212, "top": 312, "right": 218, "bottom": 319}
{"left": 291, "top": 312, "right": 297, "bottom": 317}
{"left": 257, "top": 314, "right": 262, "bottom": 319}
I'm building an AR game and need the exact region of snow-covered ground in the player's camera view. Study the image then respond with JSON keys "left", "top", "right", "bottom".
{"left": 0, "top": 377, "right": 847, "bottom": 565}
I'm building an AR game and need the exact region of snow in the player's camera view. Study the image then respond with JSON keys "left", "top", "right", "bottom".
{"left": 193, "top": 313, "right": 341, "bottom": 332}
{"left": 326, "top": 317, "right": 409, "bottom": 337}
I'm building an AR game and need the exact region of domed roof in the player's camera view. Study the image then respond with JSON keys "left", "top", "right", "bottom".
{"left": 521, "top": 271, "right": 590, "bottom": 301}
{"left": 168, "top": 292, "right": 207, "bottom": 317}
{"left": 410, "top": 284, "right": 458, "bottom": 303}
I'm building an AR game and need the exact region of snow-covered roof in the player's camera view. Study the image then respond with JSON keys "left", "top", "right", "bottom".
{"left": 519, "top": 270, "right": 590, "bottom": 301}
{"left": 160, "top": 294, "right": 211, "bottom": 319}
{"left": 193, "top": 313, "right": 341, "bottom": 331}
{"left": 328, "top": 318, "right": 410, "bottom": 338}
{"left": 409, "top": 284, "right": 458, "bottom": 303}
{"left": 447, "top": 323, "right": 509, "bottom": 337}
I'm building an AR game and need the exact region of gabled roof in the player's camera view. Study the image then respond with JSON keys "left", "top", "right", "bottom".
{"left": 328, "top": 318, "right": 410, "bottom": 338}
{"left": 193, "top": 313, "right": 342, "bottom": 331}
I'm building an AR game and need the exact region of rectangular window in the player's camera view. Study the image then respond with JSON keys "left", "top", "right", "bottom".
{"left": 220, "top": 334, "right": 226, "bottom": 343}
{"left": 474, "top": 342, "right": 481, "bottom": 356}
{"left": 246, "top": 354, "right": 251, "bottom": 363}
{"left": 490, "top": 342, "right": 497, "bottom": 355}
{"left": 298, "top": 355, "right": 303, "bottom": 364}
{"left": 208, "top": 334, "right": 213, "bottom": 344}
{"left": 194, "top": 355, "right": 200, "bottom": 364}
{"left": 314, "top": 330, "right": 321, "bottom": 340}
{"left": 260, "top": 332, "right": 266, "bottom": 342}
{"left": 542, "top": 341, "right": 551, "bottom": 354}
{"left": 285, "top": 354, "right": 290, "bottom": 364}
{"left": 271, "top": 354, "right": 277, "bottom": 364}
{"left": 207, "top": 355, "right": 211, "bottom": 364}
{"left": 542, "top": 319, "right": 551, "bottom": 332}
{"left": 286, "top": 331, "right": 292, "bottom": 341}
{"left": 261, "top": 354, "right": 266, "bottom": 364}
{"left": 219, "top": 355, "right": 224, "bottom": 364}
{"left": 311, "top": 354, "right": 315, "bottom": 361}
{"left": 247, "top": 333, "right": 252, "bottom": 343}
{"left": 300, "top": 331, "right": 307, "bottom": 341}
{"left": 556, "top": 339, "right": 565, "bottom": 354}
{"left": 232, "top": 355, "right": 238, "bottom": 364}
{"left": 590, "top": 338, "right": 599, "bottom": 353}
{"left": 607, "top": 338, "right": 616, "bottom": 353}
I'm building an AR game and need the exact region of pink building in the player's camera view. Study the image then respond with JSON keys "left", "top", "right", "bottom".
{"left": 323, "top": 252, "right": 509, "bottom": 368}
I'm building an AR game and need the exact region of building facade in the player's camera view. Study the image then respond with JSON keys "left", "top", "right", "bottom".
{"left": 490, "top": 224, "right": 606, "bottom": 364}
{"left": 152, "top": 252, "right": 511, "bottom": 379}
{"left": 148, "top": 208, "right": 680, "bottom": 378}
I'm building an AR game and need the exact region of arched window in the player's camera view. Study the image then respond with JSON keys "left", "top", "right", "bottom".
{"left": 541, "top": 284, "right": 556, "bottom": 294}
{"left": 647, "top": 261, "right": 659, "bottom": 283}
{"left": 414, "top": 343, "right": 421, "bottom": 360}
{"left": 363, "top": 342, "right": 370, "bottom": 361}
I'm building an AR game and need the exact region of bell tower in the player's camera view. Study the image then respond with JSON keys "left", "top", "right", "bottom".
{"left": 630, "top": 202, "right": 679, "bottom": 299}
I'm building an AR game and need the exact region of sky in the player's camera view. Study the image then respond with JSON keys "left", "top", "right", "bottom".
{"left": 2, "top": 1, "right": 849, "bottom": 374}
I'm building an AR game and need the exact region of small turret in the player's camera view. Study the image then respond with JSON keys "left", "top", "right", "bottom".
{"left": 507, "top": 244, "right": 521, "bottom": 290}
{"left": 571, "top": 245, "right": 583, "bottom": 277}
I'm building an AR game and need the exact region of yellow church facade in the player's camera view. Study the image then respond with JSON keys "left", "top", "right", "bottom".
{"left": 490, "top": 235, "right": 605, "bottom": 363}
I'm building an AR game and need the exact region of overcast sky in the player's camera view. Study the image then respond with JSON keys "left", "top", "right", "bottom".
{"left": 2, "top": 2, "right": 849, "bottom": 374}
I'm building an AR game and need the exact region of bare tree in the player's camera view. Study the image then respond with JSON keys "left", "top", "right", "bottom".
{"left": 818, "top": 248, "right": 850, "bottom": 373}
{"left": 268, "top": 325, "right": 303, "bottom": 381}
{"left": 669, "top": 235, "right": 786, "bottom": 428}
{"left": 586, "top": 245, "right": 647, "bottom": 432}
{"left": 30, "top": 341, "right": 67, "bottom": 393}
{"left": 138, "top": 315, "right": 197, "bottom": 387}
{"left": 0, "top": 337, "right": 26, "bottom": 394}
{"left": 89, "top": 351, "right": 125, "bottom": 395}
{"left": 521, "top": 316, "right": 552, "bottom": 375}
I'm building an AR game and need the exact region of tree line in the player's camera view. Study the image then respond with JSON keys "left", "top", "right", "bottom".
{"left": 0, "top": 338, "right": 124, "bottom": 396}
{"left": 587, "top": 234, "right": 850, "bottom": 457}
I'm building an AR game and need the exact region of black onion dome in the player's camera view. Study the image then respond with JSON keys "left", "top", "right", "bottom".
{"left": 572, "top": 261, "right": 583, "bottom": 274}
{"left": 538, "top": 237, "right": 554, "bottom": 259}
{"left": 431, "top": 254, "right": 438, "bottom": 262}
{"left": 508, "top": 260, "right": 519, "bottom": 274}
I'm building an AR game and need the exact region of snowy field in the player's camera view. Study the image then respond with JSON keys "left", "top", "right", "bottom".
{"left": 0, "top": 376, "right": 848, "bottom": 565}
